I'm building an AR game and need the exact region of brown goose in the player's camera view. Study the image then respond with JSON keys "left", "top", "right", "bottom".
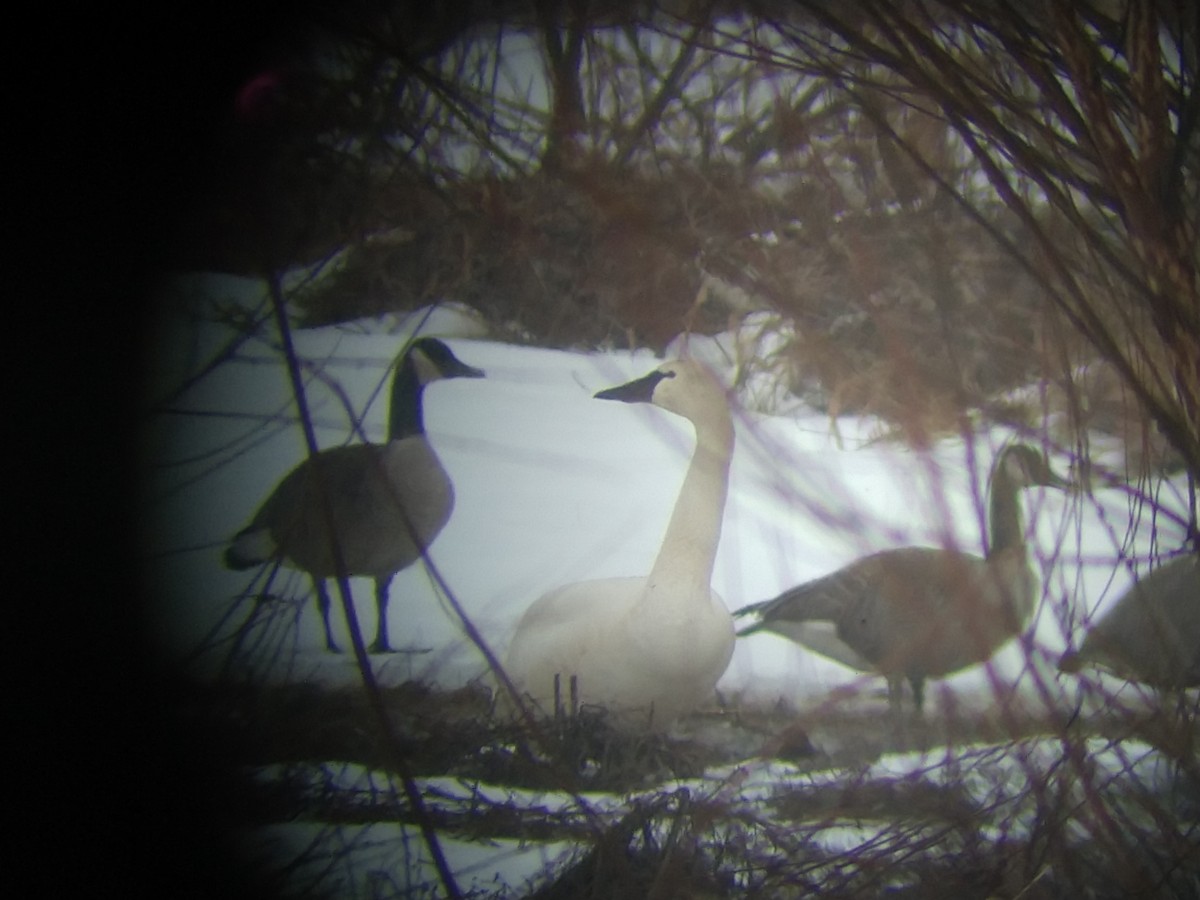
{"left": 736, "top": 444, "right": 1069, "bottom": 714}
{"left": 1059, "top": 553, "right": 1199, "bottom": 689}
{"left": 225, "top": 337, "right": 484, "bottom": 652}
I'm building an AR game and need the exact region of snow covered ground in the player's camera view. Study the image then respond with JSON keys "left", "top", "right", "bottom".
{"left": 235, "top": 734, "right": 1196, "bottom": 896}
{"left": 141, "top": 273, "right": 1193, "bottom": 701}
{"left": 139, "top": 272, "right": 1197, "bottom": 895}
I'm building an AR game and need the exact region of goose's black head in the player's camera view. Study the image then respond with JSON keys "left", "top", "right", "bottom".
{"left": 409, "top": 337, "right": 486, "bottom": 384}
{"left": 998, "top": 443, "right": 1070, "bottom": 490}
{"left": 389, "top": 338, "right": 484, "bottom": 440}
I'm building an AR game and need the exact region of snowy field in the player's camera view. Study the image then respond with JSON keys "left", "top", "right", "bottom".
{"left": 140, "top": 272, "right": 1198, "bottom": 895}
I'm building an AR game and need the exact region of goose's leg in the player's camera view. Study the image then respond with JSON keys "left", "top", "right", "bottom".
{"left": 908, "top": 674, "right": 926, "bottom": 718}
{"left": 886, "top": 673, "right": 905, "bottom": 717}
{"left": 885, "top": 673, "right": 910, "bottom": 747}
{"left": 907, "top": 674, "right": 935, "bottom": 750}
{"left": 370, "top": 575, "right": 395, "bottom": 653}
{"left": 315, "top": 579, "right": 341, "bottom": 653}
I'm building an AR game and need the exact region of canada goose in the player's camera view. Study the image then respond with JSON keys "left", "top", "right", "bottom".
{"left": 1058, "top": 553, "right": 1200, "bottom": 689}
{"left": 735, "top": 443, "right": 1070, "bottom": 715}
{"left": 503, "top": 359, "right": 737, "bottom": 729}
{"left": 225, "top": 337, "right": 484, "bottom": 653}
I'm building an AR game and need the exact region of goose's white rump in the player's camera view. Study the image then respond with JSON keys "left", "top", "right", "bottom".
{"left": 503, "top": 359, "right": 736, "bottom": 729}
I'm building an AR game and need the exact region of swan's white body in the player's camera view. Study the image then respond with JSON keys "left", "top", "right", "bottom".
{"left": 504, "top": 360, "right": 736, "bottom": 729}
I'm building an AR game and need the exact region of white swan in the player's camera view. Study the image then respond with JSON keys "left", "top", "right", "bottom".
{"left": 225, "top": 337, "right": 484, "bottom": 652}
{"left": 503, "top": 359, "right": 737, "bottom": 729}
{"left": 736, "top": 443, "right": 1070, "bottom": 714}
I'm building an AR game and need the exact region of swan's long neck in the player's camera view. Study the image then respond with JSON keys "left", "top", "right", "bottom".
{"left": 986, "top": 465, "right": 1025, "bottom": 559}
{"left": 646, "top": 408, "right": 734, "bottom": 598}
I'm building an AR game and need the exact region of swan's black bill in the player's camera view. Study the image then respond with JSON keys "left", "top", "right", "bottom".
{"left": 595, "top": 369, "right": 672, "bottom": 403}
